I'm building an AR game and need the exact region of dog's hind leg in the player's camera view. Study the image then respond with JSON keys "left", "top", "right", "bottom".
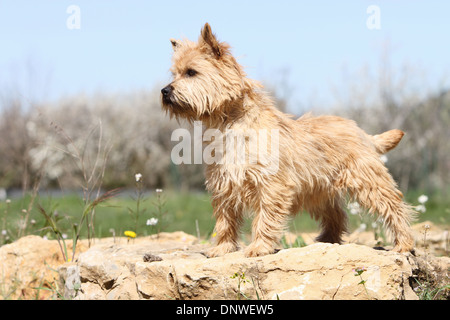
{"left": 343, "top": 158, "right": 416, "bottom": 252}
{"left": 311, "top": 197, "right": 348, "bottom": 244}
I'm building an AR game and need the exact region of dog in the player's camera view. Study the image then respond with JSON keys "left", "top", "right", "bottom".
{"left": 161, "top": 23, "right": 415, "bottom": 257}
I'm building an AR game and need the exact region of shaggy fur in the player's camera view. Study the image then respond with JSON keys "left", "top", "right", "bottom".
{"left": 161, "top": 23, "right": 416, "bottom": 257}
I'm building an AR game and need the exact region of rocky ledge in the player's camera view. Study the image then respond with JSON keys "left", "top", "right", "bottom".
{"left": 58, "top": 233, "right": 448, "bottom": 300}
{"left": 1, "top": 226, "right": 448, "bottom": 300}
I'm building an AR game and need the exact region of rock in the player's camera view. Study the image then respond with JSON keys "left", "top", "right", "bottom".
{"left": 58, "top": 239, "right": 449, "bottom": 300}
{"left": 411, "top": 221, "right": 449, "bottom": 256}
{"left": 0, "top": 235, "right": 89, "bottom": 299}
{"left": 343, "top": 220, "right": 449, "bottom": 257}
{"left": 1, "top": 230, "right": 448, "bottom": 300}
{"left": 0, "top": 231, "right": 196, "bottom": 299}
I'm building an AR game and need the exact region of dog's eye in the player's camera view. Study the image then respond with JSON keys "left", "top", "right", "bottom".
{"left": 186, "top": 69, "right": 197, "bottom": 77}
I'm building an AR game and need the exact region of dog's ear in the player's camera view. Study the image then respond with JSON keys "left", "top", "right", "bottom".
{"left": 170, "top": 38, "right": 180, "bottom": 51}
{"left": 199, "top": 23, "right": 223, "bottom": 58}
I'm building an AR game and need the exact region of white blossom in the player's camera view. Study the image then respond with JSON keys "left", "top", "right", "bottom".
{"left": 357, "top": 223, "right": 367, "bottom": 232}
{"left": 416, "top": 204, "right": 426, "bottom": 213}
{"left": 146, "top": 218, "right": 158, "bottom": 226}
{"left": 418, "top": 195, "right": 428, "bottom": 204}
{"left": 348, "top": 202, "right": 361, "bottom": 215}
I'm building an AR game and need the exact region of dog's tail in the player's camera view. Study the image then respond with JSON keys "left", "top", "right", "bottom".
{"left": 371, "top": 129, "right": 405, "bottom": 154}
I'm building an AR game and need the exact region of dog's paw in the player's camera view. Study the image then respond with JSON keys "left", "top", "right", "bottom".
{"left": 244, "top": 241, "right": 275, "bottom": 257}
{"left": 207, "top": 242, "right": 237, "bottom": 258}
{"left": 392, "top": 235, "right": 415, "bottom": 253}
{"left": 392, "top": 244, "right": 415, "bottom": 254}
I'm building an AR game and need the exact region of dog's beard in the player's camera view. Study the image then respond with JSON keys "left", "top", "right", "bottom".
{"left": 161, "top": 94, "right": 199, "bottom": 122}
{"left": 160, "top": 87, "right": 231, "bottom": 125}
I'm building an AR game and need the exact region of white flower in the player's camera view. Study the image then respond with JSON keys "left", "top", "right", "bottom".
{"left": 418, "top": 195, "right": 428, "bottom": 204}
{"left": 135, "top": 173, "right": 143, "bottom": 182}
{"left": 1, "top": 230, "right": 7, "bottom": 236}
{"left": 357, "top": 223, "right": 367, "bottom": 232}
{"left": 62, "top": 233, "right": 68, "bottom": 239}
{"left": 156, "top": 188, "right": 163, "bottom": 193}
{"left": 416, "top": 204, "right": 426, "bottom": 213}
{"left": 146, "top": 218, "right": 158, "bottom": 226}
{"left": 380, "top": 155, "right": 388, "bottom": 164}
{"left": 348, "top": 202, "right": 361, "bottom": 215}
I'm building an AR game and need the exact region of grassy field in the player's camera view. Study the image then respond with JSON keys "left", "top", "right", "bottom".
{"left": 1, "top": 188, "right": 449, "bottom": 245}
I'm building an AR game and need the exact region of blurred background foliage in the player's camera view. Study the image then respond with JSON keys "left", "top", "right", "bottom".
{"left": 0, "top": 58, "right": 448, "bottom": 197}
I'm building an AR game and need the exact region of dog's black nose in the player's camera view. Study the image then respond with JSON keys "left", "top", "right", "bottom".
{"left": 161, "top": 85, "right": 173, "bottom": 96}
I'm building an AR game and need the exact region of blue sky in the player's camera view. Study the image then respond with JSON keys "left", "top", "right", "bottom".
{"left": 0, "top": 0, "right": 449, "bottom": 112}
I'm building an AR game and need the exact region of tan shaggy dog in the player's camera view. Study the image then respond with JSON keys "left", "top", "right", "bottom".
{"left": 161, "top": 23, "right": 416, "bottom": 257}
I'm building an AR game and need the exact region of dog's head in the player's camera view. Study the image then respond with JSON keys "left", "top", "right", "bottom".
{"left": 161, "top": 23, "right": 251, "bottom": 122}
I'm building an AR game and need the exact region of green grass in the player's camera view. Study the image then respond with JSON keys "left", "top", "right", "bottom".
{"left": 1, "top": 189, "right": 448, "bottom": 245}
{"left": 1, "top": 190, "right": 216, "bottom": 243}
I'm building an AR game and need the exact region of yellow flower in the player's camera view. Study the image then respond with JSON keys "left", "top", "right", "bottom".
{"left": 211, "top": 232, "right": 217, "bottom": 238}
{"left": 124, "top": 230, "right": 136, "bottom": 238}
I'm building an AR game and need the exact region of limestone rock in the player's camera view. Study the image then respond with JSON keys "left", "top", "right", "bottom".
{"left": 411, "top": 221, "right": 449, "bottom": 256}
{"left": 0, "top": 231, "right": 195, "bottom": 299}
{"left": 1, "top": 230, "right": 448, "bottom": 300}
{"left": 0, "top": 235, "right": 88, "bottom": 299}
{"left": 58, "top": 240, "right": 449, "bottom": 300}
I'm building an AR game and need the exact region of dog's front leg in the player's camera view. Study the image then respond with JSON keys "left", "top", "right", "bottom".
{"left": 207, "top": 204, "right": 243, "bottom": 258}
{"left": 244, "top": 195, "right": 292, "bottom": 257}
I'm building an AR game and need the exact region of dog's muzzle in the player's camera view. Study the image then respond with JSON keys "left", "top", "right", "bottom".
{"left": 161, "top": 85, "right": 174, "bottom": 104}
